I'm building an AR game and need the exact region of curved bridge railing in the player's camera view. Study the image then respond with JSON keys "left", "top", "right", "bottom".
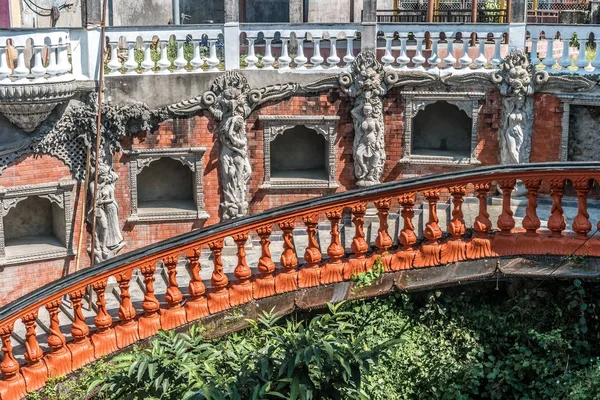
{"left": 2, "top": 162, "right": 600, "bottom": 399}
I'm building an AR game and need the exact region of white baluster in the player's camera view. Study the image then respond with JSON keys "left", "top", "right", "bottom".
{"left": 206, "top": 40, "right": 220, "bottom": 70}
{"left": 262, "top": 38, "right": 275, "bottom": 69}
{"left": 107, "top": 45, "right": 122, "bottom": 75}
{"left": 124, "top": 42, "right": 138, "bottom": 74}
{"left": 46, "top": 45, "right": 59, "bottom": 78}
{"left": 343, "top": 37, "right": 355, "bottom": 68}
{"left": 491, "top": 34, "right": 503, "bottom": 69}
{"left": 157, "top": 42, "right": 171, "bottom": 73}
{"left": 575, "top": 37, "right": 588, "bottom": 72}
{"left": 542, "top": 37, "right": 556, "bottom": 71}
{"left": 0, "top": 48, "right": 11, "bottom": 82}
{"left": 294, "top": 38, "right": 307, "bottom": 69}
{"left": 141, "top": 42, "right": 155, "bottom": 74}
{"left": 381, "top": 36, "right": 395, "bottom": 68}
{"left": 412, "top": 35, "right": 426, "bottom": 70}
{"left": 174, "top": 40, "right": 188, "bottom": 71}
{"left": 190, "top": 41, "right": 204, "bottom": 71}
{"left": 31, "top": 45, "right": 46, "bottom": 80}
{"left": 443, "top": 35, "right": 457, "bottom": 69}
{"left": 474, "top": 37, "right": 487, "bottom": 69}
{"left": 279, "top": 38, "right": 292, "bottom": 69}
{"left": 14, "top": 47, "right": 29, "bottom": 80}
{"left": 458, "top": 33, "right": 472, "bottom": 69}
{"left": 558, "top": 36, "right": 571, "bottom": 71}
{"left": 310, "top": 38, "right": 323, "bottom": 69}
{"left": 396, "top": 37, "right": 410, "bottom": 70}
{"left": 57, "top": 42, "right": 71, "bottom": 75}
{"left": 327, "top": 38, "right": 340, "bottom": 68}
{"left": 428, "top": 37, "right": 440, "bottom": 71}
{"left": 591, "top": 39, "right": 600, "bottom": 72}
{"left": 527, "top": 38, "right": 538, "bottom": 70}
{"left": 245, "top": 38, "right": 258, "bottom": 69}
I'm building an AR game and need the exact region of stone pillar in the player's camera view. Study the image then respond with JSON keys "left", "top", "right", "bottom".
{"left": 361, "top": 0, "right": 377, "bottom": 53}
{"left": 82, "top": 0, "right": 103, "bottom": 26}
{"left": 224, "top": 0, "right": 241, "bottom": 70}
{"left": 508, "top": 0, "right": 527, "bottom": 50}
{"left": 290, "top": 0, "right": 304, "bottom": 22}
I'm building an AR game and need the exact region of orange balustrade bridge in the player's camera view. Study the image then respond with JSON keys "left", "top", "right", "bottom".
{"left": 2, "top": 162, "right": 600, "bottom": 399}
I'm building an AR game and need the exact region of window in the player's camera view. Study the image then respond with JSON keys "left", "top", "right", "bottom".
{"left": 400, "top": 92, "right": 483, "bottom": 165}
{"left": 558, "top": 95, "right": 600, "bottom": 162}
{"left": 0, "top": 180, "right": 75, "bottom": 265}
{"left": 260, "top": 115, "right": 340, "bottom": 189}
{"left": 126, "top": 147, "right": 209, "bottom": 222}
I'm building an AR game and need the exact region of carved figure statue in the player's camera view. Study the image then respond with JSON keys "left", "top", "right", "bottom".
{"left": 88, "top": 159, "right": 125, "bottom": 263}
{"left": 169, "top": 71, "right": 298, "bottom": 220}
{"left": 340, "top": 51, "right": 387, "bottom": 187}
{"left": 498, "top": 50, "right": 534, "bottom": 165}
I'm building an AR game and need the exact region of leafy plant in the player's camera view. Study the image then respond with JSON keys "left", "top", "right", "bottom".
{"left": 351, "top": 256, "right": 384, "bottom": 289}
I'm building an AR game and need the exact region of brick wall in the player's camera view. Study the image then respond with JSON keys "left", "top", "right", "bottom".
{"left": 0, "top": 89, "right": 566, "bottom": 306}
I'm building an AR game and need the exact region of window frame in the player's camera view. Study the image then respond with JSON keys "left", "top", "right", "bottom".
{"left": 259, "top": 115, "right": 340, "bottom": 189}
{"left": 125, "top": 147, "right": 209, "bottom": 222}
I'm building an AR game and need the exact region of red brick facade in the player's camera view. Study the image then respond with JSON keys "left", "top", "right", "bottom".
{"left": 0, "top": 90, "right": 565, "bottom": 305}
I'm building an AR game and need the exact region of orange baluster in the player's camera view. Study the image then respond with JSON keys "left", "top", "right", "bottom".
{"left": 230, "top": 232, "right": 253, "bottom": 306}
{"left": 345, "top": 202, "right": 368, "bottom": 279}
{"left": 548, "top": 178, "right": 567, "bottom": 237}
{"left": 442, "top": 185, "right": 467, "bottom": 263}
{"left": 391, "top": 192, "right": 417, "bottom": 271}
{"left": 115, "top": 270, "right": 139, "bottom": 349}
{"left": 138, "top": 263, "right": 161, "bottom": 339}
{"left": 374, "top": 198, "right": 393, "bottom": 253}
{"left": 299, "top": 213, "right": 322, "bottom": 288}
{"left": 321, "top": 207, "right": 345, "bottom": 284}
{"left": 67, "top": 289, "right": 94, "bottom": 369}
{"left": 184, "top": 247, "right": 209, "bottom": 321}
{"left": 467, "top": 182, "right": 494, "bottom": 259}
{"left": 208, "top": 239, "right": 230, "bottom": 313}
{"left": 91, "top": 279, "right": 117, "bottom": 358}
{"left": 497, "top": 179, "right": 516, "bottom": 235}
{"left": 416, "top": 189, "right": 442, "bottom": 267}
{"left": 254, "top": 225, "right": 276, "bottom": 298}
{"left": 44, "top": 299, "right": 72, "bottom": 378}
{"left": 522, "top": 178, "right": 542, "bottom": 236}
{"left": 20, "top": 312, "right": 47, "bottom": 392}
{"left": 275, "top": 218, "right": 298, "bottom": 293}
{"left": 572, "top": 178, "right": 592, "bottom": 239}
{"left": 161, "top": 255, "right": 187, "bottom": 329}
{"left": 0, "top": 324, "right": 27, "bottom": 400}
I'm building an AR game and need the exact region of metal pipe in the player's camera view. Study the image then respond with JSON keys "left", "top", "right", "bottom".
{"left": 173, "top": 0, "right": 180, "bottom": 24}
{"left": 73, "top": 147, "right": 91, "bottom": 273}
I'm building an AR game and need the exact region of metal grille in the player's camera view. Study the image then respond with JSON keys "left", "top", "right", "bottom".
{"left": 527, "top": 0, "right": 590, "bottom": 10}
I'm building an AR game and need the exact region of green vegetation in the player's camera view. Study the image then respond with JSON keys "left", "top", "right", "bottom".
{"left": 350, "top": 255, "right": 385, "bottom": 289}
{"left": 27, "top": 280, "right": 600, "bottom": 400}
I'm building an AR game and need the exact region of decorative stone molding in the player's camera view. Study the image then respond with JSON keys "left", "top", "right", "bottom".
{"left": 339, "top": 51, "right": 387, "bottom": 187}
{"left": 125, "top": 147, "right": 209, "bottom": 222}
{"left": 169, "top": 71, "right": 299, "bottom": 221}
{"left": 0, "top": 79, "right": 76, "bottom": 132}
{"left": 0, "top": 180, "right": 76, "bottom": 266}
{"left": 557, "top": 94, "right": 600, "bottom": 162}
{"left": 259, "top": 115, "right": 340, "bottom": 189}
{"left": 399, "top": 91, "right": 484, "bottom": 166}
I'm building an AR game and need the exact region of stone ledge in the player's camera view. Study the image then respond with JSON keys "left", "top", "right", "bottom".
{"left": 127, "top": 210, "right": 210, "bottom": 223}
{"left": 399, "top": 154, "right": 481, "bottom": 166}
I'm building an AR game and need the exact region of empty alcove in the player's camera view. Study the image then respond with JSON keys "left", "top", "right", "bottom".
{"left": 412, "top": 101, "right": 472, "bottom": 157}
{"left": 137, "top": 157, "right": 195, "bottom": 214}
{"left": 270, "top": 126, "right": 328, "bottom": 181}
{"left": 4, "top": 196, "right": 65, "bottom": 259}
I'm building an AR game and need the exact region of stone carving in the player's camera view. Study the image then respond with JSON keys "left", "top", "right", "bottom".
{"left": 497, "top": 50, "right": 539, "bottom": 165}
{"left": 340, "top": 51, "right": 387, "bottom": 187}
{"left": 87, "top": 158, "right": 125, "bottom": 263}
{"left": 169, "top": 71, "right": 298, "bottom": 220}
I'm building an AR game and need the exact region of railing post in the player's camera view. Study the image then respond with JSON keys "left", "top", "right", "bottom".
{"left": 507, "top": 0, "right": 527, "bottom": 51}
{"left": 362, "top": 0, "right": 377, "bottom": 53}
{"left": 72, "top": 27, "right": 101, "bottom": 81}
{"left": 224, "top": 0, "right": 240, "bottom": 70}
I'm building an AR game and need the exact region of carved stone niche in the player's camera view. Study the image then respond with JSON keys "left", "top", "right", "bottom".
{"left": 400, "top": 91, "right": 484, "bottom": 166}
{"left": 0, "top": 180, "right": 75, "bottom": 266}
{"left": 557, "top": 94, "right": 600, "bottom": 162}
{"left": 259, "top": 115, "right": 340, "bottom": 190}
{"left": 125, "top": 147, "right": 209, "bottom": 222}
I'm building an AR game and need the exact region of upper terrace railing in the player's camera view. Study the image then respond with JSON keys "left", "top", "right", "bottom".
{"left": 1, "top": 163, "right": 600, "bottom": 399}
{"left": 2, "top": 22, "right": 600, "bottom": 80}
